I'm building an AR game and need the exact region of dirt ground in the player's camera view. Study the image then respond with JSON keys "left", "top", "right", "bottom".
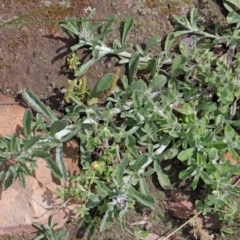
{"left": 0, "top": 0, "right": 225, "bottom": 99}
{"left": 0, "top": 0, "right": 236, "bottom": 239}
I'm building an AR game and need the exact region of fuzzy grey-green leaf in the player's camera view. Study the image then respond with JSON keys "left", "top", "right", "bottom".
{"left": 23, "top": 108, "right": 33, "bottom": 137}
{"left": 90, "top": 73, "right": 114, "bottom": 98}
{"left": 127, "top": 186, "right": 155, "bottom": 208}
{"left": 121, "top": 17, "right": 133, "bottom": 45}
{"left": 178, "top": 148, "right": 195, "bottom": 161}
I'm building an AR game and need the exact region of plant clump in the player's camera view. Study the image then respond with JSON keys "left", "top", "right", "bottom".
{"left": 1, "top": 0, "right": 240, "bottom": 239}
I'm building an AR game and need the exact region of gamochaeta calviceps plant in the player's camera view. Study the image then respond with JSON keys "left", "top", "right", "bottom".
{"left": 0, "top": 0, "right": 240, "bottom": 237}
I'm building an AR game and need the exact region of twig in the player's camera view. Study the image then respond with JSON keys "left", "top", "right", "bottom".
{"left": 161, "top": 211, "right": 202, "bottom": 240}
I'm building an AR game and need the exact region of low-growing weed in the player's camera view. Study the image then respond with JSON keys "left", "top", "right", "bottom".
{"left": 32, "top": 216, "right": 68, "bottom": 240}
{"left": 1, "top": 0, "right": 240, "bottom": 238}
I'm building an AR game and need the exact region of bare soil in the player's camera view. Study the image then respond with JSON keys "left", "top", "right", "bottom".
{"left": 0, "top": 1, "right": 237, "bottom": 240}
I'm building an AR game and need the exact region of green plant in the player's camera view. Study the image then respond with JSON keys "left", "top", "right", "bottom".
{"left": 0, "top": 102, "right": 66, "bottom": 189}
{"left": 60, "top": 8, "right": 163, "bottom": 78}
{"left": 1, "top": 2, "right": 240, "bottom": 237}
{"left": 49, "top": 3, "right": 240, "bottom": 232}
{"left": 58, "top": 3, "right": 240, "bottom": 224}
{"left": 32, "top": 215, "right": 68, "bottom": 240}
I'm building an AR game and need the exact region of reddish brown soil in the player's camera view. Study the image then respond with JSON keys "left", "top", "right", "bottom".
{"left": 0, "top": 0, "right": 224, "bottom": 101}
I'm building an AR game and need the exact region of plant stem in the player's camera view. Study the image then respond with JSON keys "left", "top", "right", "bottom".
{"left": 161, "top": 211, "right": 202, "bottom": 240}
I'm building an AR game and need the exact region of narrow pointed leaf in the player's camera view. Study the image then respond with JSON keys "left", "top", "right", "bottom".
{"left": 55, "top": 145, "right": 67, "bottom": 182}
{"left": 100, "top": 15, "right": 115, "bottom": 39}
{"left": 23, "top": 108, "right": 33, "bottom": 137}
{"left": 45, "top": 157, "right": 62, "bottom": 179}
{"left": 128, "top": 52, "right": 140, "bottom": 82}
{"left": 100, "top": 210, "right": 112, "bottom": 232}
{"left": 121, "top": 17, "right": 134, "bottom": 45}
{"left": 10, "top": 134, "right": 18, "bottom": 152}
{"left": 154, "top": 161, "right": 171, "bottom": 189}
{"left": 23, "top": 136, "right": 40, "bottom": 150}
{"left": 3, "top": 169, "right": 14, "bottom": 190}
{"left": 23, "top": 89, "right": 57, "bottom": 122}
{"left": 50, "top": 120, "right": 68, "bottom": 136}
{"left": 127, "top": 186, "right": 155, "bottom": 208}
{"left": 116, "top": 158, "right": 129, "bottom": 186}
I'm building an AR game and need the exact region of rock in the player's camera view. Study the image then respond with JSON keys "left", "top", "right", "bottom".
{"left": 0, "top": 94, "right": 80, "bottom": 234}
{"left": 0, "top": 94, "right": 26, "bottom": 136}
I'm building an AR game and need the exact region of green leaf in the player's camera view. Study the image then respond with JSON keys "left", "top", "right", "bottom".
{"left": 154, "top": 161, "right": 171, "bottom": 189}
{"left": 127, "top": 80, "right": 147, "bottom": 93}
{"left": 48, "top": 215, "right": 55, "bottom": 228}
{"left": 19, "top": 171, "right": 26, "bottom": 188}
{"left": 121, "top": 17, "right": 134, "bottom": 45}
{"left": 23, "top": 136, "right": 41, "bottom": 150}
{"left": 208, "top": 148, "right": 219, "bottom": 161}
{"left": 164, "top": 33, "right": 175, "bottom": 55}
{"left": 206, "top": 141, "right": 227, "bottom": 150}
{"left": 133, "top": 155, "right": 148, "bottom": 173}
{"left": 33, "top": 150, "right": 52, "bottom": 159}
{"left": 139, "top": 177, "right": 151, "bottom": 195}
{"left": 89, "top": 21, "right": 103, "bottom": 35}
{"left": 179, "top": 41, "right": 190, "bottom": 57}
{"left": 230, "top": 99, "right": 238, "bottom": 117}
{"left": 23, "top": 89, "right": 57, "bottom": 123}
{"left": 132, "top": 91, "right": 141, "bottom": 108}
{"left": 45, "top": 157, "right": 62, "bottom": 179}
{"left": 179, "top": 166, "right": 195, "bottom": 180}
{"left": 115, "top": 43, "right": 132, "bottom": 55}
{"left": 160, "top": 148, "right": 178, "bottom": 160}
{"left": 190, "top": 8, "right": 198, "bottom": 30}
{"left": 87, "top": 194, "right": 104, "bottom": 209}
{"left": 116, "top": 158, "right": 129, "bottom": 186}
{"left": 173, "top": 103, "right": 195, "bottom": 115}
{"left": 90, "top": 73, "right": 114, "bottom": 98}
{"left": 171, "top": 55, "right": 187, "bottom": 78}
{"left": 146, "top": 35, "right": 161, "bottom": 51}
{"left": 146, "top": 59, "right": 157, "bottom": 76}
{"left": 75, "top": 58, "right": 101, "bottom": 77}
{"left": 97, "top": 181, "right": 113, "bottom": 196}
{"left": 34, "top": 151, "right": 62, "bottom": 179}
{"left": 149, "top": 74, "right": 167, "bottom": 91}
{"left": 60, "top": 17, "right": 80, "bottom": 36}
{"left": 121, "top": 75, "right": 129, "bottom": 90}
{"left": 50, "top": 120, "right": 68, "bottom": 136}
{"left": 100, "top": 210, "right": 112, "bottom": 232}
{"left": 224, "top": 124, "right": 236, "bottom": 141}
{"left": 23, "top": 108, "right": 33, "bottom": 137}
{"left": 178, "top": 148, "right": 195, "bottom": 161}
{"left": 173, "top": 30, "right": 192, "bottom": 38}
{"left": 81, "top": 8, "right": 96, "bottom": 31}
{"left": 224, "top": 0, "right": 240, "bottom": 13}
{"left": 10, "top": 134, "right": 18, "bottom": 152}
{"left": 32, "top": 222, "right": 45, "bottom": 231}
{"left": 3, "top": 169, "right": 14, "bottom": 190}
{"left": 197, "top": 102, "right": 217, "bottom": 112}
{"left": 55, "top": 145, "right": 67, "bottom": 182}
{"left": 127, "top": 186, "right": 155, "bottom": 208}
{"left": 128, "top": 52, "right": 140, "bottom": 82}
{"left": 32, "top": 234, "right": 45, "bottom": 240}
{"left": 100, "top": 15, "right": 115, "bottom": 39}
